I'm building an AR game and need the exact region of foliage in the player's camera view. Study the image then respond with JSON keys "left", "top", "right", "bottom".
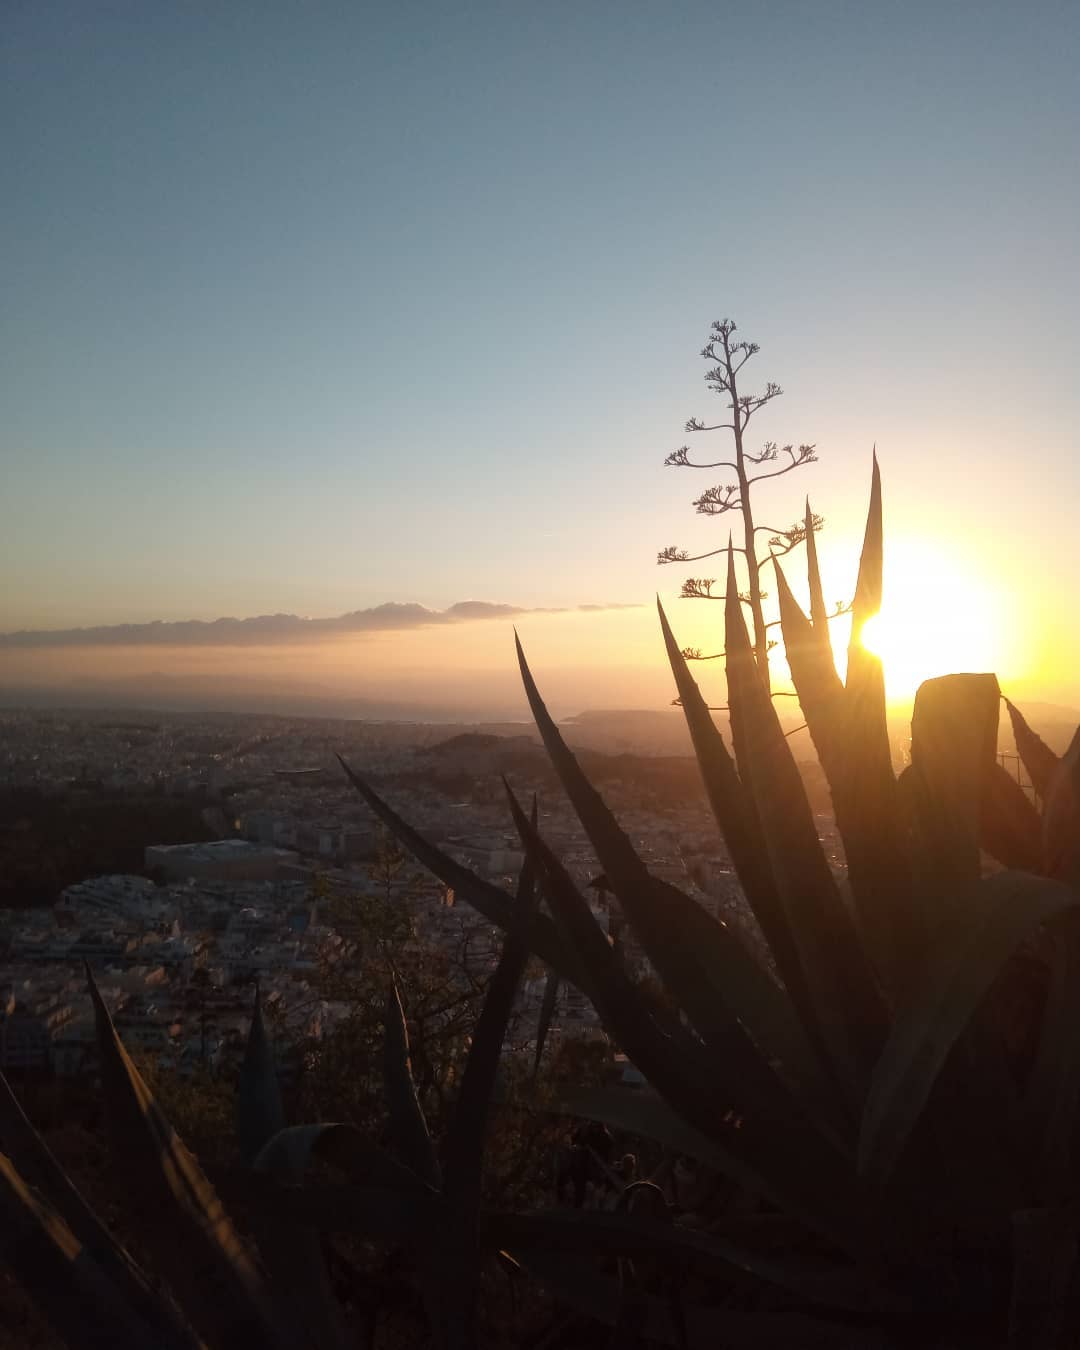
{"left": 335, "top": 457, "right": 1080, "bottom": 1344}
{"left": 0, "top": 786, "right": 214, "bottom": 909}
{"left": 3, "top": 456, "right": 1080, "bottom": 1346}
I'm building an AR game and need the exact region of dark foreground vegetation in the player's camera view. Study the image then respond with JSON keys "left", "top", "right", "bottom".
{"left": 3, "top": 453, "right": 1080, "bottom": 1347}
{"left": 0, "top": 787, "right": 214, "bottom": 909}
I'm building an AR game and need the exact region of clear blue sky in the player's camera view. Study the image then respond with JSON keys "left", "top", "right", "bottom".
{"left": 3, "top": 1, "right": 1078, "bottom": 696}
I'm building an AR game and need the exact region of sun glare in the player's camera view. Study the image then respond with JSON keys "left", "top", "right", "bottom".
{"left": 850, "top": 544, "right": 1003, "bottom": 703}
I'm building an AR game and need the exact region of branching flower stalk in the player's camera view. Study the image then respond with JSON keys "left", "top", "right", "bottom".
{"left": 658, "top": 318, "right": 821, "bottom": 693}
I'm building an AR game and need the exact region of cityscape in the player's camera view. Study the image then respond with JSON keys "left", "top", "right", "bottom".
{"left": 3, "top": 1, "right": 1077, "bottom": 1344}
{"left": 0, "top": 706, "right": 799, "bottom": 1092}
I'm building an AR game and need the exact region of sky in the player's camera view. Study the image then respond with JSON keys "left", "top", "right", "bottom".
{"left": 3, "top": 1, "right": 1078, "bottom": 715}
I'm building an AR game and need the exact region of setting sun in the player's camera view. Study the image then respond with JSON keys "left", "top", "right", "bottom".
{"left": 850, "top": 541, "right": 1005, "bottom": 703}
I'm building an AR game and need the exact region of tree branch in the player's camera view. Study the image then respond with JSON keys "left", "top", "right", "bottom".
{"left": 665, "top": 448, "right": 739, "bottom": 469}
{"left": 747, "top": 454, "right": 817, "bottom": 487}
{"left": 684, "top": 418, "right": 735, "bottom": 433}
{"left": 680, "top": 578, "right": 722, "bottom": 599}
{"left": 657, "top": 543, "right": 745, "bottom": 566}
{"left": 763, "top": 511, "right": 824, "bottom": 557}
{"left": 693, "top": 484, "right": 742, "bottom": 515}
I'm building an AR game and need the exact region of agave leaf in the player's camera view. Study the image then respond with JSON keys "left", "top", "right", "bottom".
{"left": 724, "top": 548, "right": 886, "bottom": 1101}
{"left": 859, "top": 871, "right": 1080, "bottom": 1184}
{"left": 255, "top": 1123, "right": 428, "bottom": 1188}
{"left": 254, "top": 1124, "right": 387, "bottom": 1350}
{"left": 1008, "top": 1208, "right": 1077, "bottom": 1349}
{"left": 847, "top": 449, "right": 883, "bottom": 648}
{"left": 771, "top": 554, "right": 844, "bottom": 756}
{"left": 236, "top": 985, "right": 286, "bottom": 1165}
{"left": 830, "top": 456, "right": 920, "bottom": 993}
{"left": 1021, "top": 916, "right": 1080, "bottom": 1200}
{"left": 221, "top": 1173, "right": 438, "bottom": 1239}
{"left": 1004, "top": 698, "right": 1061, "bottom": 801}
{"left": 384, "top": 976, "right": 442, "bottom": 1189}
{"left": 0, "top": 1070, "right": 198, "bottom": 1348}
{"left": 248, "top": 1228, "right": 346, "bottom": 1350}
{"left": 981, "top": 761, "right": 1044, "bottom": 873}
{"left": 658, "top": 601, "right": 843, "bottom": 1140}
{"left": 489, "top": 1208, "right": 903, "bottom": 1315}
{"left": 425, "top": 842, "right": 538, "bottom": 1350}
{"left": 0, "top": 1150, "right": 166, "bottom": 1350}
{"left": 803, "top": 498, "right": 831, "bottom": 638}
{"left": 773, "top": 551, "right": 913, "bottom": 997}
{"left": 444, "top": 842, "right": 537, "bottom": 1209}
{"left": 86, "top": 965, "right": 289, "bottom": 1350}
{"left": 557, "top": 1084, "right": 862, "bottom": 1250}
{"left": 560, "top": 1085, "right": 748, "bottom": 1174}
{"left": 908, "top": 673, "right": 1002, "bottom": 907}
{"left": 606, "top": 1186, "right": 679, "bottom": 1350}
{"left": 656, "top": 599, "right": 806, "bottom": 998}
{"left": 337, "top": 754, "right": 584, "bottom": 987}
{"left": 507, "top": 796, "right": 869, "bottom": 1253}
{"left": 611, "top": 1261, "right": 652, "bottom": 1350}
{"left": 515, "top": 635, "right": 835, "bottom": 1142}
{"left": 252, "top": 1124, "right": 413, "bottom": 1350}
{"left": 533, "top": 971, "right": 560, "bottom": 1080}
{"left": 1043, "top": 727, "right": 1080, "bottom": 885}
{"left": 519, "top": 1249, "right": 890, "bottom": 1349}
{"left": 502, "top": 785, "right": 719, "bottom": 1130}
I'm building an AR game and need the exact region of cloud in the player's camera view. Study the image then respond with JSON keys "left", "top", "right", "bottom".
{"left": 0, "top": 600, "right": 642, "bottom": 648}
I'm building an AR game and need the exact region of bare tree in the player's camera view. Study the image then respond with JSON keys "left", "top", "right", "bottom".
{"left": 657, "top": 318, "right": 824, "bottom": 693}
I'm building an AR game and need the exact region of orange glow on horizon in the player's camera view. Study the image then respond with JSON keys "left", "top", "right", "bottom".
{"left": 850, "top": 540, "right": 1013, "bottom": 704}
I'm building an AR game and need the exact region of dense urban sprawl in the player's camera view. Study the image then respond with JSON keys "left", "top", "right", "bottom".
{"left": 0, "top": 707, "right": 843, "bottom": 1087}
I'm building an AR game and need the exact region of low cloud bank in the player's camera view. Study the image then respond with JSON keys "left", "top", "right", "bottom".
{"left": 0, "top": 600, "right": 641, "bottom": 648}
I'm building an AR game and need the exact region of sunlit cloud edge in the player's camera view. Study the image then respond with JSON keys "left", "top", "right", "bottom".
{"left": 0, "top": 600, "right": 643, "bottom": 649}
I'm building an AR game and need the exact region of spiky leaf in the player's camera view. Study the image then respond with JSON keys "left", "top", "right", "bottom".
{"left": 908, "top": 673, "right": 1002, "bottom": 906}
{"left": 981, "top": 761, "right": 1043, "bottom": 872}
{"left": 812, "top": 460, "right": 916, "bottom": 994}
{"left": 444, "top": 838, "right": 537, "bottom": 1210}
{"left": 1043, "top": 727, "right": 1080, "bottom": 885}
{"left": 772, "top": 553, "right": 844, "bottom": 758}
{"left": 519, "top": 1249, "right": 891, "bottom": 1349}
{"left": 338, "top": 754, "right": 585, "bottom": 987}
{"left": 87, "top": 966, "right": 287, "bottom": 1350}
{"left": 532, "top": 971, "right": 560, "bottom": 1080}
{"left": 236, "top": 985, "right": 286, "bottom": 1165}
{"left": 515, "top": 633, "right": 835, "bottom": 1142}
{"left": 1008, "top": 1208, "right": 1077, "bottom": 1349}
{"left": 1004, "top": 699, "right": 1061, "bottom": 800}
{"left": 384, "top": 976, "right": 441, "bottom": 1189}
{"left": 1021, "top": 917, "right": 1080, "bottom": 1200}
{"left": 859, "top": 871, "right": 1080, "bottom": 1184}
{"left": 803, "top": 497, "right": 832, "bottom": 638}
{"left": 489, "top": 1208, "right": 903, "bottom": 1314}
{"left": 0, "top": 1070, "right": 196, "bottom": 1348}
{"left": 773, "top": 549, "right": 914, "bottom": 996}
{"left": 657, "top": 598, "right": 805, "bottom": 997}
{"left": 725, "top": 547, "right": 886, "bottom": 1103}
{"left": 0, "top": 1150, "right": 165, "bottom": 1350}
{"left": 507, "top": 793, "right": 868, "bottom": 1253}
{"left": 659, "top": 601, "right": 842, "bottom": 1137}
{"left": 220, "top": 1173, "right": 437, "bottom": 1239}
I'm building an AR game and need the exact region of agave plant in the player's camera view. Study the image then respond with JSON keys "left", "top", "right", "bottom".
{"left": 336, "top": 455, "right": 1080, "bottom": 1347}
{"left": 0, "top": 810, "right": 706, "bottom": 1348}
{"left": 4, "top": 456, "right": 1079, "bottom": 1347}
{"left": 0, "top": 865, "right": 543, "bottom": 1349}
